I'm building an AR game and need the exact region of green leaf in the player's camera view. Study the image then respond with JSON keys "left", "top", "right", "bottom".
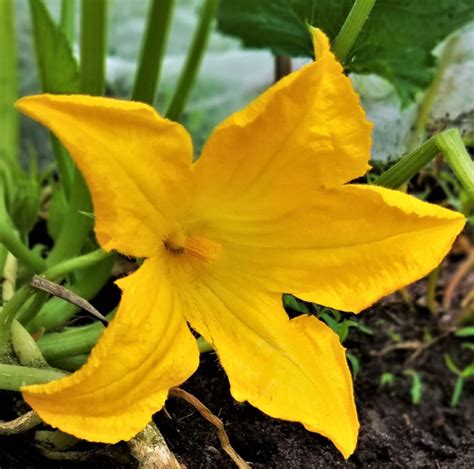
{"left": 403, "top": 369, "right": 422, "bottom": 405}
{"left": 450, "top": 376, "right": 464, "bottom": 407}
{"left": 217, "top": 0, "right": 474, "bottom": 104}
{"left": 444, "top": 353, "right": 462, "bottom": 376}
{"left": 461, "top": 363, "right": 474, "bottom": 379}
{"left": 346, "top": 352, "right": 360, "bottom": 378}
{"left": 29, "top": 0, "right": 79, "bottom": 93}
{"left": 283, "top": 294, "right": 310, "bottom": 314}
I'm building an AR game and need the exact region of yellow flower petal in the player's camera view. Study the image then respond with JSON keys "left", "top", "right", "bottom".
{"left": 178, "top": 274, "right": 357, "bottom": 458}
{"left": 21, "top": 258, "right": 199, "bottom": 443}
{"left": 16, "top": 94, "right": 194, "bottom": 257}
{"left": 193, "top": 29, "right": 371, "bottom": 209}
{"left": 193, "top": 184, "right": 464, "bottom": 313}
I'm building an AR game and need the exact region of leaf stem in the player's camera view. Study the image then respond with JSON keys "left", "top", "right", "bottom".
{"left": 436, "top": 130, "right": 474, "bottom": 201}
{"left": 0, "top": 285, "right": 36, "bottom": 357}
{"left": 60, "top": 0, "right": 75, "bottom": 44}
{"left": 132, "top": 0, "right": 175, "bottom": 105}
{"left": 0, "top": 222, "right": 46, "bottom": 272}
{"left": 0, "top": 0, "right": 19, "bottom": 167}
{"left": 165, "top": 0, "right": 219, "bottom": 121}
{"left": 0, "top": 363, "right": 66, "bottom": 391}
{"left": 79, "top": 0, "right": 107, "bottom": 96}
{"left": 374, "top": 128, "right": 474, "bottom": 200}
{"left": 44, "top": 249, "right": 109, "bottom": 281}
{"left": 333, "top": 0, "right": 376, "bottom": 63}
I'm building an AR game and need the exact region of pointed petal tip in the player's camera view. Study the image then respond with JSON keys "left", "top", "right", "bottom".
{"left": 309, "top": 27, "right": 331, "bottom": 60}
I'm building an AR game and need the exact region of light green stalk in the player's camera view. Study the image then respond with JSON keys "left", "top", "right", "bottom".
{"left": 132, "top": 0, "right": 175, "bottom": 104}
{"left": 333, "top": 0, "right": 376, "bottom": 64}
{"left": 165, "top": 0, "right": 219, "bottom": 121}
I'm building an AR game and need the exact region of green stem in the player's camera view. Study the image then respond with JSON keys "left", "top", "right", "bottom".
{"left": 0, "top": 0, "right": 19, "bottom": 167}
{"left": 79, "top": 0, "right": 107, "bottom": 95}
{"left": 0, "top": 222, "right": 46, "bottom": 272}
{"left": 48, "top": 353, "right": 88, "bottom": 371}
{"left": 46, "top": 171, "right": 92, "bottom": 266}
{"left": 38, "top": 317, "right": 108, "bottom": 361}
{"left": 17, "top": 291, "right": 48, "bottom": 326}
{"left": 333, "top": 0, "right": 376, "bottom": 64}
{"left": 410, "top": 34, "right": 459, "bottom": 148}
{"left": 436, "top": 130, "right": 474, "bottom": 201}
{"left": 39, "top": 317, "right": 208, "bottom": 367}
{"left": 60, "top": 0, "right": 75, "bottom": 44}
{"left": 132, "top": 0, "right": 175, "bottom": 105}
{"left": 165, "top": 0, "right": 219, "bottom": 121}
{"left": 46, "top": 0, "right": 109, "bottom": 265}
{"left": 0, "top": 364, "right": 66, "bottom": 391}
{"left": 0, "top": 286, "right": 36, "bottom": 357}
{"left": 44, "top": 249, "right": 109, "bottom": 281}
{"left": 374, "top": 129, "right": 474, "bottom": 197}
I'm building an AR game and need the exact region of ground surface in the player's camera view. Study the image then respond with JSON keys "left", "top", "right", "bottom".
{"left": 0, "top": 256, "right": 473, "bottom": 468}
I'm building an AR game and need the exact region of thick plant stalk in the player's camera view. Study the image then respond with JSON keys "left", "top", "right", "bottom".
{"left": 128, "top": 422, "right": 182, "bottom": 469}
{"left": 0, "top": 410, "right": 41, "bottom": 435}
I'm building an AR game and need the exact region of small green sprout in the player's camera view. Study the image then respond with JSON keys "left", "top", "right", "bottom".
{"left": 403, "top": 369, "right": 423, "bottom": 405}
{"left": 380, "top": 372, "right": 396, "bottom": 387}
{"left": 444, "top": 353, "right": 474, "bottom": 407}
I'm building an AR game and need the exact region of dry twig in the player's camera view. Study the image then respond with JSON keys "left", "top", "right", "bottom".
{"left": 404, "top": 328, "right": 455, "bottom": 366}
{"left": 169, "top": 387, "right": 250, "bottom": 469}
{"left": 442, "top": 248, "right": 474, "bottom": 311}
{"left": 370, "top": 340, "right": 421, "bottom": 357}
{"left": 31, "top": 275, "right": 108, "bottom": 325}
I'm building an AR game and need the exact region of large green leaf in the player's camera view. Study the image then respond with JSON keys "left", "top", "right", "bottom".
{"left": 218, "top": 0, "right": 474, "bottom": 105}
{"left": 29, "top": 0, "right": 79, "bottom": 93}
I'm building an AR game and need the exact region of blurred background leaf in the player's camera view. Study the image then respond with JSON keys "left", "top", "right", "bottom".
{"left": 217, "top": 0, "right": 474, "bottom": 106}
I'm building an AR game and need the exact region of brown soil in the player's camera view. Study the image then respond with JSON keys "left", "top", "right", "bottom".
{"left": 0, "top": 256, "right": 473, "bottom": 468}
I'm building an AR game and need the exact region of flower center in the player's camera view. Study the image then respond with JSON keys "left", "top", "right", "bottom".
{"left": 164, "top": 226, "right": 220, "bottom": 263}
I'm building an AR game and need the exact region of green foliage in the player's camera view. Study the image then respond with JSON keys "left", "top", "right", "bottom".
{"left": 283, "top": 294, "right": 310, "bottom": 314}
{"left": 316, "top": 307, "right": 373, "bottom": 343}
{"left": 29, "top": 0, "right": 79, "bottom": 93}
{"left": 217, "top": 0, "right": 474, "bottom": 104}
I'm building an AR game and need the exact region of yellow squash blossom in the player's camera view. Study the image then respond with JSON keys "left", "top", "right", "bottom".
{"left": 17, "top": 30, "right": 464, "bottom": 458}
